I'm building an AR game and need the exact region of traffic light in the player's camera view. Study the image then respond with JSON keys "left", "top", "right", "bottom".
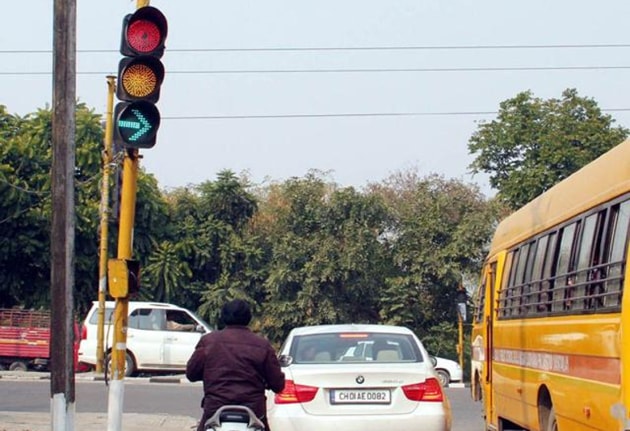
{"left": 114, "top": 6, "right": 167, "bottom": 149}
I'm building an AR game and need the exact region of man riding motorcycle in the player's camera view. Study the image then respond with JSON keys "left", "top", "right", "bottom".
{"left": 186, "top": 299, "right": 285, "bottom": 431}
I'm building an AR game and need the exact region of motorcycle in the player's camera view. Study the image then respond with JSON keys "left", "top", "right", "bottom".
{"left": 204, "top": 405, "right": 265, "bottom": 431}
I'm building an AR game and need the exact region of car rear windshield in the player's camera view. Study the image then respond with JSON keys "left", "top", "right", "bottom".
{"left": 289, "top": 332, "right": 423, "bottom": 364}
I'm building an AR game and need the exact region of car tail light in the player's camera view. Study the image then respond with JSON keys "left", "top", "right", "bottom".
{"left": 402, "top": 378, "right": 444, "bottom": 402}
{"left": 274, "top": 380, "right": 319, "bottom": 404}
{"left": 80, "top": 324, "right": 87, "bottom": 340}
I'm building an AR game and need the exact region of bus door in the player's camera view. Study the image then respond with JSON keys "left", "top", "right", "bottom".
{"left": 484, "top": 262, "right": 497, "bottom": 425}
{"left": 471, "top": 260, "right": 498, "bottom": 426}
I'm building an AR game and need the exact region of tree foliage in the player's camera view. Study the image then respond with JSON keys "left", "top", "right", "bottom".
{"left": 1, "top": 104, "right": 501, "bottom": 356}
{"left": 368, "top": 172, "right": 496, "bottom": 338}
{"left": 254, "top": 173, "right": 392, "bottom": 341}
{"left": 0, "top": 104, "right": 171, "bottom": 316}
{"left": 468, "top": 89, "right": 629, "bottom": 209}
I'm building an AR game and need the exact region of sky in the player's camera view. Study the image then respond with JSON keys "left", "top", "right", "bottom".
{"left": 2, "top": 1, "right": 630, "bottom": 198}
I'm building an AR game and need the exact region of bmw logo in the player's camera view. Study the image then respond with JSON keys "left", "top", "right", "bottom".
{"left": 356, "top": 375, "right": 365, "bottom": 384}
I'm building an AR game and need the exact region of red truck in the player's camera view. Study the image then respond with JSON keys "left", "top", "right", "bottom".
{"left": 0, "top": 308, "right": 81, "bottom": 372}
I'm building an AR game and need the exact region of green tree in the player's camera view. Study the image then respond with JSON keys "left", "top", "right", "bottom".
{"left": 0, "top": 103, "right": 171, "bottom": 316}
{"left": 369, "top": 172, "right": 496, "bottom": 340}
{"left": 157, "top": 171, "right": 260, "bottom": 324}
{"left": 255, "top": 172, "right": 391, "bottom": 342}
{"left": 468, "top": 89, "right": 629, "bottom": 209}
{"left": 0, "top": 104, "right": 104, "bottom": 312}
{"left": 0, "top": 108, "right": 50, "bottom": 308}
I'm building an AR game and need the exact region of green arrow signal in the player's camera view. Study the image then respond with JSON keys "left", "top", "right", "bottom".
{"left": 114, "top": 101, "right": 160, "bottom": 149}
{"left": 118, "top": 108, "right": 152, "bottom": 142}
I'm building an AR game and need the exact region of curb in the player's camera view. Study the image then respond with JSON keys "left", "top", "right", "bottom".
{"left": 0, "top": 371, "right": 196, "bottom": 384}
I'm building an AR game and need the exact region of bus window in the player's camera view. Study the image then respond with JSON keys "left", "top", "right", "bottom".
{"left": 498, "top": 251, "right": 516, "bottom": 319}
{"left": 583, "top": 211, "right": 606, "bottom": 310}
{"left": 603, "top": 200, "right": 630, "bottom": 308}
{"left": 570, "top": 213, "right": 598, "bottom": 311}
{"left": 511, "top": 245, "right": 529, "bottom": 316}
{"left": 530, "top": 235, "right": 548, "bottom": 313}
{"left": 552, "top": 222, "right": 578, "bottom": 312}
{"left": 473, "top": 274, "right": 486, "bottom": 324}
{"left": 521, "top": 241, "right": 538, "bottom": 314}
{"left": 540, "top": 232, "right": 557, "bottom": 313}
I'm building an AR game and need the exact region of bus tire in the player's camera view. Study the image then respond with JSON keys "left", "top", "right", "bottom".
{"left": 546, "top": 408, "right": 558, "bottom": 431}
{"left": 473, "top": 373, "right": 482, "bottom": 401}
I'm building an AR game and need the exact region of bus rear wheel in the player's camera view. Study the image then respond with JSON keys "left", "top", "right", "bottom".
{"left": 546, "top": 408, "right": 558, "bottom": 431}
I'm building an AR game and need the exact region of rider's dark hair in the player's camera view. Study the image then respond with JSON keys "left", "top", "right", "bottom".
{"left": 221, "top": 299, "right": 252, "bottom": 326}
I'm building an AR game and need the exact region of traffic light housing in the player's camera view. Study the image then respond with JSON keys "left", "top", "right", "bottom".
{"left": 108, "top": 258, "right": 140, "bottom": 298}
{"left": 115, "top": 6, "right": 167, "bottom": 149}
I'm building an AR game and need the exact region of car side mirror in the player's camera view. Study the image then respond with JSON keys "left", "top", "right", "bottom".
{"left": 429, "top": 356, "right": 438, "bottom": 367}
{"left": 278, "top": 354, "right": 293, "bottom": 367}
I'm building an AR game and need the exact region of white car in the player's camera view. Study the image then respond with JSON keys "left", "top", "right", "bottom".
{"left": 432, "top": 356, "right": 463, "bottom": 387}
{"left": 268, "top": 324, "right": 452, "bottom": 431}
{"left": 78, "top": 301, "right": 212, "bottom": 376}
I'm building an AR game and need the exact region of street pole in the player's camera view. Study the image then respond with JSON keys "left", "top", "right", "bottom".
{"left": 96, "top": 76, "right": 116, "bottom": 374}
{"left": 51, "top": 0, "right": 76, "bottom": 430}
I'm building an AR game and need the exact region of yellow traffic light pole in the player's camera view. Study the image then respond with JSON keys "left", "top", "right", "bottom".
{"left": 111, "top": 0, "right": 148, "bottom": 381}
{"left": 110, "top": 0, "right": 153, "bottom": 381}
{"left": 108, "top": 0, "right": 149, "bottom": 379}
{"left": 107, "top": 148, "right": 138, "bottom": 431}
{"left": 107, "top": 5, "right": 146, "bottom": 431}
{"left": 111, "top": 150, "right": 137, "bottom": 378}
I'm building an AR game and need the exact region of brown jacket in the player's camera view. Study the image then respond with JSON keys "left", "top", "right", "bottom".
{"left": 186, "top": 325, "right": 285, "bottom": 429}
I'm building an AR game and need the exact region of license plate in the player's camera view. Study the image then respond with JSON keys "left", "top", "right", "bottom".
{"left": 330, "top": 389, "right": 391, "bottom": 404}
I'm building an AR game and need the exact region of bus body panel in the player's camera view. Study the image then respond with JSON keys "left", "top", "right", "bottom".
{"left": 492, "top": 315, "right": 620, "bottom": 430}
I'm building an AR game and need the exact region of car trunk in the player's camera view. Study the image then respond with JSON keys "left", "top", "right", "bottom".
{"left": 285, "top": 362, "right": 434, "bottom": 415}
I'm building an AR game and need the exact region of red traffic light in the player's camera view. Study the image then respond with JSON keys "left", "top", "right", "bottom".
{"left": 120, "top": 6, "right": 168, "bottom": 58}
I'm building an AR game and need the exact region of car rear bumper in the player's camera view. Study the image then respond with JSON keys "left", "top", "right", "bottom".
{"left": 268, "top": 404, "right": 450, "bottom": 431}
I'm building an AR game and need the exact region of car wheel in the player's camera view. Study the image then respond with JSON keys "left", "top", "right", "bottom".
{"left": 9, "top": 361, "right": 28, "bottom": 372}
{"left": 105, "top": 352, "right": 135, "bottom": 377}
{"left": 436, "top": 369, "right": 450, "bottom": 387}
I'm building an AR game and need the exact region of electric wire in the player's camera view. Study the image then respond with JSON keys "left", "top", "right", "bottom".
{"left": 2, "top": 65, "right": 630, "bottom": 76}
{"left": 2, "top": 44, "right": 629, "bottom": 120}
{"left": 1, "top": 42, "right": 630, "bottom": 54}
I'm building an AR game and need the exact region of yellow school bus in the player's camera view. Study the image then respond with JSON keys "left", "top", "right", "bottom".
{"left": 470, "top": 138, "right": 630, "bottom": 431}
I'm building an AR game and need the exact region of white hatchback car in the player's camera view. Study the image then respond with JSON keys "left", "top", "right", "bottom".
{"left": 78, "top": 301, "right": 212, "bottom": 376}
{"left": 268, "top": 324, "right": 452, "bottom": 431}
